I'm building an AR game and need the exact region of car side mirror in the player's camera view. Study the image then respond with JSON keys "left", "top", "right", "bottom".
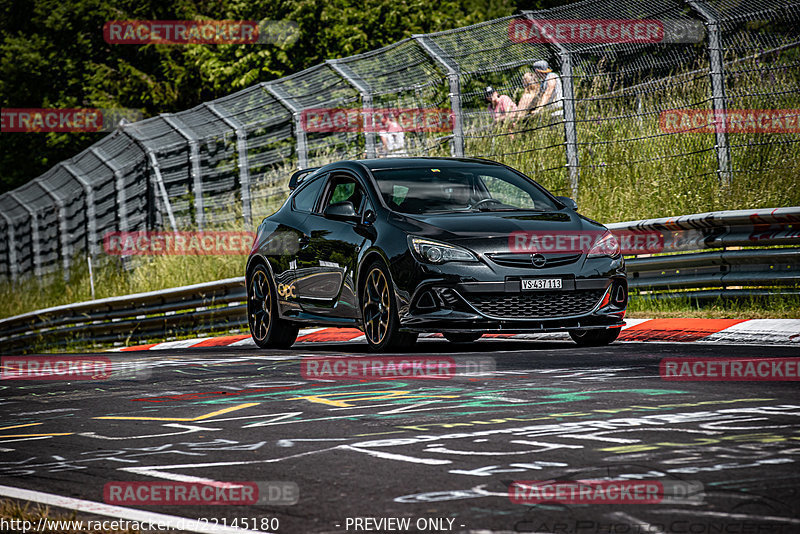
{"left": 555, "top": 196, "right": 578, "bottom": 210}
{"left": 324, "top": 201, "right": 358, "bottom": 221}
{"left": 361, "top": 209, "right": 377, "bottom": 226}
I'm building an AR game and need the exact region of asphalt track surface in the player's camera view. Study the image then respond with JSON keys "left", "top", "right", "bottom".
{"left": 1, "top": 338, "right": 799, "bottom": 534}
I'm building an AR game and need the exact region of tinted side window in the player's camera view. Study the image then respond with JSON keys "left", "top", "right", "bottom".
{"left": 292, "top": 175, "right": 325, "bottom": 213}
{"left": 321, "top": 175, "right": 366, "bottom": 215}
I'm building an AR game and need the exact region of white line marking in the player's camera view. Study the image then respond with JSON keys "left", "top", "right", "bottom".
{"left": 0, "top": 483, "right": 271, "bottom": 534}
{"left": 650, "top": 509, "right": 800, "bottom": 523}
{"left": 340, "top": 445, "right": 451, "bottom": 465}
{"left": 120, "top": 446, "right": 341, "bottom": 477}
{"left": 608, "top": 512, "right": 666, "bottom": 534}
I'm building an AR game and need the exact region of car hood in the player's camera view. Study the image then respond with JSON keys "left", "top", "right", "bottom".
{"left": 392, "top": 210, "right": 608, "bottom": 254}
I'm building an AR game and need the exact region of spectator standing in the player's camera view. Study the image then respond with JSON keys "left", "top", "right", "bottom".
{"left": 531, "top": 60, "right": 563, "bottom": 119}
{"left": 378, "top": 113, "right": 406, "bottom": 156}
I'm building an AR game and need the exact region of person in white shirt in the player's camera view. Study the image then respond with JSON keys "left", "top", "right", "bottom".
{"left": 378, "top": 113, "right": 406, "bottom": 157}
{"left": 531, "top": 60, "right": 563, "bottom": 119}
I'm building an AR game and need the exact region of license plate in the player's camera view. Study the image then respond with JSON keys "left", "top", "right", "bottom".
{"left": 522, "top": 278, "right": 562, "bottom": 290}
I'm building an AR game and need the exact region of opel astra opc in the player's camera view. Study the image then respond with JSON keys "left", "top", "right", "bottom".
{"left": 245, "top": 158, "right": 627, "bottom": 352}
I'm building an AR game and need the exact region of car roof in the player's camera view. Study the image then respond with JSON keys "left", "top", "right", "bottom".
{"left": 356, "top": 157, "right": 505, "bottom": 171}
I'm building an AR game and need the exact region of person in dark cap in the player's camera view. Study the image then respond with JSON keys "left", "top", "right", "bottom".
{"left": 485, "top": 85, "right": 517, "bottom": 124}
{"left": 531, "top": 60, "right": 563, "bottom": 118}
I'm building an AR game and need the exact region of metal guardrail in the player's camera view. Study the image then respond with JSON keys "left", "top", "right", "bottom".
{"left": 0, "top": 277, "right": 246, "bottom": 352}
{"left": 0, "top": 208, "right": 797, "bottom": 352}
{"left": 609, "top": 207, "right": 800, "bottom": 299}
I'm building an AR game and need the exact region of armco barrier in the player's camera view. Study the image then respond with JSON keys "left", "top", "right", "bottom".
{"left": 609, "top": 207, "right": 800, "bottom": 299}
{"left": 0, "top": 207, "right": 797, "bottom": 353}
{"left": 0, "top": 277, "right": 246, "bottom": 352}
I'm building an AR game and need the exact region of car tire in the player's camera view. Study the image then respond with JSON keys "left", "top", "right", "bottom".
{"left": 248, "top": 264, "right": 299, "bottom": 349}
{"left": 360, "top": 260, "right": 418, "bottom": 352}
{"left": 569, "top": 327, "right": 621, "bottom": 347}
{"left": 443, "top": 333, "right": 483, "bottom": 343}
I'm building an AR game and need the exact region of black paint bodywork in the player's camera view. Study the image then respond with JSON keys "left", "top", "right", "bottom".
{"left": 245, "top": 158, "right": 627, "bottom": 335}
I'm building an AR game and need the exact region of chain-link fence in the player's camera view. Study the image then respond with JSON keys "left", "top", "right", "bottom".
{"left": 1, "top": 0, "right": 798, "bottom": 283}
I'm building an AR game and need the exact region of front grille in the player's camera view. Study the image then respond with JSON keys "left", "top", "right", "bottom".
{"left": 465, "top": 289, "right": 605, "bottom": 319}
{"left": 488, "top": 253, "right": 582, "bottom": 268}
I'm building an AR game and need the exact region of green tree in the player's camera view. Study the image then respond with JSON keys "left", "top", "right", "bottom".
{"left": 1, "top": 0, "right": 577, "bottom": 192}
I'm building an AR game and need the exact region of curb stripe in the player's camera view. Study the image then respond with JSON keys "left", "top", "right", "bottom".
{"left": 110, "top": 319, "right": 800, "bottom": 352}
{"left": 618, "top": 318, "right": 749, "bottom": 342}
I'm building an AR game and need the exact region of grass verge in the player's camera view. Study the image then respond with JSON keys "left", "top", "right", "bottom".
{"left": 0, "top": 499, "right": 139, "bottom": 533}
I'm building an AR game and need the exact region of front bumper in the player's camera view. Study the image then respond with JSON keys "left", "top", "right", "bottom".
{"left": 399, "top": 276, "right": 627, "bottom": 333}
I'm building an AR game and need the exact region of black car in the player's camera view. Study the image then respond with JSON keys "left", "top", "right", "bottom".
{"left": 245, "top": 157, "right": 627, "bottom": 352}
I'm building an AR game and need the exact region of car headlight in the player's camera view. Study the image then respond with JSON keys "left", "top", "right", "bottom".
{"left": 587, "top": 231, "right": 621, "bottom": 258}
{"left": 408, "top": 236, "right": 478, "bottom": 264}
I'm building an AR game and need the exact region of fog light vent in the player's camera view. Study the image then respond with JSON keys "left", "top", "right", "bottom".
{"left": 614, "top": 284, "right": 627, "bottom": 304}
{"left": 416, "top": 290, "right": 438, "bottom": 311}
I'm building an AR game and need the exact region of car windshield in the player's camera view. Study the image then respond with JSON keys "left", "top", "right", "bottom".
{"left": 371, "top": 165, "right": 559, "bottom": 214}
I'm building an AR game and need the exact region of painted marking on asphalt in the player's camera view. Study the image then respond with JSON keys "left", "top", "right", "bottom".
{"left": 79, "top": 423, "right": 223, "bottom": 440}
{"left": 0, "top": 422, "right": 73, "bottom": 440}
{"left": 0, "top": 483, "right": 271, "bottom": 534}
{"left": 287, "top": 391, "right": 459, "bottom": 408}
{"left": 0, "top": 423, "right": 43, "bottom": 431}
{"left": 94, "top": 402, "right": 260, "bottom": 421}
{"left": 609, "top": 512, "right": 667, "bottom": 534}
{"left": 341, "top": 445, "right": 452, "bottom": 465}
{"left": 0, "top": 433, "right": 73, "bottom": 438}
{"left": 354, "top": 430, "right": 408, "bottom": 437}
{"left": 649, "top": 509, "right": 800, "bottom": 524}
{"left": 119, "top": 446, "right": 343, "bottom": 480}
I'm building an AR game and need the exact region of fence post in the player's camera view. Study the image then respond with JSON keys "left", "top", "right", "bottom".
{"left": 326, "top": 59, "right": 377, "bottom": 158}
{"left": 205, "top": 102, "right": 252, "bottom": 226}
{"left": 36, "top": 179, "right": 71, "bottom": 281}
{"left": 119, "top": 126, "right": 178, "bottom": 231}
{"left": 8, "top": 192, "right": 41, "bottom": 280}
{"left": 162, "top": 115, "right": 205, "bottom": 229}
{"left": 62, "top": 162, "right": 97, "bottom": 261}
{"left": 90, "top": 147, "right": 129, "bottom": 233}
{"left": 264, "top": 83, "right": 309, "bottom": 168}
{"left": 523, "top": 13, "right": 580, "bottom": 199}
{"left": 412, "top": 35, "right": 464, "bottom": 158}
{"left": 0, "top": 206, "right": 18, "bottom": 283}
{"left": 687, "top": 0, "right": 731, "bottom": 187}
